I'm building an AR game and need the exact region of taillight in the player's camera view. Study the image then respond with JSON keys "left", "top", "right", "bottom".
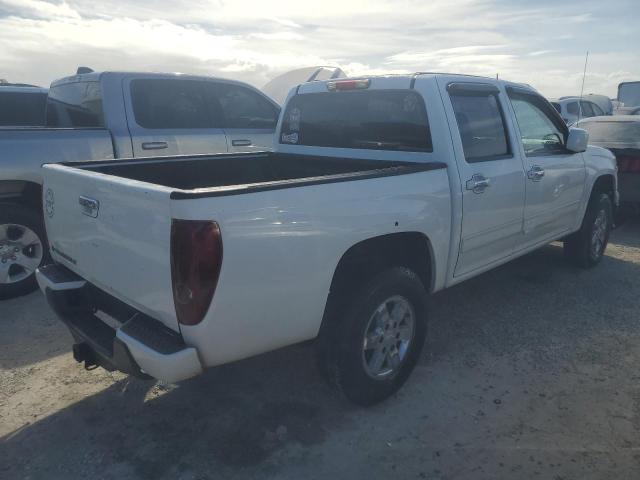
{"left": 326, "top": 79, "right": 370, "bottom": 91}
{"left": 170, "top": 220, "right": 222, "bottom": 326}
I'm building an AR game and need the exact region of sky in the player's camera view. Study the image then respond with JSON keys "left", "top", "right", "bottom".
{"left": 0, "top": 0, "right": 638, "bottom": 99}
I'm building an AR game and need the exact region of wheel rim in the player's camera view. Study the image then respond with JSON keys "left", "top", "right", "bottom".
{"left": 0, "top": 223, "right": 43, "bottom": 284}
{"left": 590, "top": 209, "right": 608, "bottom": 259}
{"left": 362, "top": 295, "right": 416, "bottom": 379}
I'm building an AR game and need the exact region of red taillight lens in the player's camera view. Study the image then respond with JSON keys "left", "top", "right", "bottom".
{"left": 170, "top": 220, "right": 222, "bottom": 326}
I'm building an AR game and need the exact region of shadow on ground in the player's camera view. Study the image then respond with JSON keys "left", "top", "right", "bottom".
{"left": 2, "top": 218, "right": 640, "bottom": 480}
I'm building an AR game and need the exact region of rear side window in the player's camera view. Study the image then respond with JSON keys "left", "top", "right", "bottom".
{"left": 0, "top": 91, "right": 47, "bottom": 126}
{"left": 206, "top": 83, "right": 278, "bottom": 129}
{"left": 46, "top": 82, "right": 103, "bottom": 127}
{"left": 280, "top": 90, "right": 432, "bottom": 152}
{"left": 130, "top": 79, "right": 212, "bottom": 129}
{"left": 449, "top": 91, "right": 510, "bottom": 162}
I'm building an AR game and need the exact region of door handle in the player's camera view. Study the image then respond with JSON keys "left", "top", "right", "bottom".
{"left": 466, "top": 174, "right": 490, "bottom": 194}
{"left": 141, "top": 141, "right": 168, "bottom": 150}
{"left": 231, "top": 139, "right": 252, "bottom": 147}
{"left": 527, "top": 165, "right": 545, "bottom": 181}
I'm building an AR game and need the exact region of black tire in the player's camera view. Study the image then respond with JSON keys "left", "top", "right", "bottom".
{"left": 563, "top": 193, "right": 612, "bottom": 268}
{"left": 0, "top": 203, "right": 50, "bottom": 300}
{"left": 317, "top": 267, "right": 428, "bottom": 406}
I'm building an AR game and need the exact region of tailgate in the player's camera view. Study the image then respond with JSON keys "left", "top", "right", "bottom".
{"left": 42, "top": 163, "right": 179, "bottom": 332}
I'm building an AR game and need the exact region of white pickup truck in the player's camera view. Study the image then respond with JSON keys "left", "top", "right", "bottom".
{"left": 36, "top": 73, "right": 618, "bottom": 405}
{"left": 0, "top": 69, "right": 280, "bottom": 299}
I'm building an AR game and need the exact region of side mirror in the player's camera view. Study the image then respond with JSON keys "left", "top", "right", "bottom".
{"left": 566, "top": 127, "right": 589, "bottom": 153}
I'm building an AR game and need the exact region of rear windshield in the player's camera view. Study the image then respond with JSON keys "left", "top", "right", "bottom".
{"left": 0, "top": 91, "right": 47, "bottom": 126}
{"left": 280, "top": 90, "right": 432, "bottom": 152}
{"left": 46, "top": 81, "right": 104, "bottom": 128}
{"left": 578, "top": 120, "right": 640, "bottom": 143}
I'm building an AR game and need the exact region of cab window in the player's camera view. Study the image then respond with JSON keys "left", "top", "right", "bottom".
{"left": 580, "top": 101, "right": 595, "bottom": 117}
{"left": 130, "top": 79, "right": 212, "bottom": 129}
{"left": 46, "top": 82, "right": 104, "bottom": 128}
{"left": 508, "top": 91, "right": 568, "bottom": 156}
{"left": 205, "top": 83, "right": 279, "bottom": 130}
{"left": 449, "top": 90, "right": 510, "bottom": 163}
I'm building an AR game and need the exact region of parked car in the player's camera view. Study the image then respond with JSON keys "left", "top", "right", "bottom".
{"left": 36, "top": 73, "right": 617, "bottom": 405}
{"left": 0, "top": 69, "right": 280, "bottom": 299}
{"left": 583, "top": 94, "right": 613, "bottom": 116}
{"left": 614, "top": 81, "right": 640, "bottom": 114}
{"left": 0, "top": 81, "right": 47, "bottom": 126}
{"left": 577, "top": 115, "right": 640, "bottom": 207}
{"left": 550, "top": 96, "right": 606, "bottom": 124}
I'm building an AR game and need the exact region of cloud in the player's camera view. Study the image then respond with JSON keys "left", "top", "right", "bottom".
{"left": 0, "top": 0, "right": 637, "bottom": 97}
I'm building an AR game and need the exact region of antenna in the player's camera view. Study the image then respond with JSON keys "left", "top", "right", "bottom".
{"left": 578, "top": 51, "right": 589, "bottom": 122}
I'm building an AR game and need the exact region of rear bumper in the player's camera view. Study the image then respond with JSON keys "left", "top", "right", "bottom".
{"left": 36, "top": 264, "right": 203, "bottom": 383}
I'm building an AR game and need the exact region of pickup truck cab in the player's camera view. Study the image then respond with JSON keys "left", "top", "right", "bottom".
{"left": 37, "top": 73, "right": 618, "bottom": 405}
{"left": 0, "top": 70, "right": 280, "bottom": 298}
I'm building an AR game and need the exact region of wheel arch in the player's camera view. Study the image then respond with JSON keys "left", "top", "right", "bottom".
{"left": 591, "top": 174, "right": 616, "bottom": 201}
{"left": 0, "top": 180, "right": 42, "bottom": 211}
{"left": 319, "top": 232, "right": 434, "bottom": 336}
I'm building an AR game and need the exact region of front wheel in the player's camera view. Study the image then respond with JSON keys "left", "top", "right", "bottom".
{"left": 318, "top": 267, "right": 428, "bottom": 406}
{"left": 0, "top": 203, "right": 50, "bottom": 300}
{"left": 563, "top": 193, "right": 613, "bottom": 268}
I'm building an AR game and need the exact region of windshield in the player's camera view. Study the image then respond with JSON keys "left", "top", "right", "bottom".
{"left": 280, "top": 89, "right": 432, "bottom": 152}
{"left": 578, "top": 120, "right": 640, "bottom": 144}
{"left": 0, "top": 91, "right": 47, "bottom": 126}
{"left": 618, "top": 82, "right": 640, "bottom": 107}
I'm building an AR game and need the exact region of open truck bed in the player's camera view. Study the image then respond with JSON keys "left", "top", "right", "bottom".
{"left": 69, "top": 152, "right": 441, "bottom": 197}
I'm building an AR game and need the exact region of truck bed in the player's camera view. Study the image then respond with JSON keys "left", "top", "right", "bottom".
{"left": 71, "top": 153, "right": 443, "bottom": 196}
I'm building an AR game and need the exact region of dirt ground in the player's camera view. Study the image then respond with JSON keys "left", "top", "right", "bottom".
{"left": 1, "top": 218, "right": 640, "bottom": 480}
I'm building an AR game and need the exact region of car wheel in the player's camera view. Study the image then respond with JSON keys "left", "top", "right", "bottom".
{"left": 0, "top": 203, "right": 50, "bottom": 300}
{"left": 563, "top": 193, "right": 612, "bottom": 268}
{"left": 318, "top": 267, "right": 428, "bottom": 406}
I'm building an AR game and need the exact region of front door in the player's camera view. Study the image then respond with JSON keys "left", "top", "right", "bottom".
{"left": 203, "top": 81, "right": 280, "bottom": 153}
{"left": 506, "top": 88, "right": 586, "bottom": 250}
{"left": 442, "top": 80, "right": 526, "bottom": 277}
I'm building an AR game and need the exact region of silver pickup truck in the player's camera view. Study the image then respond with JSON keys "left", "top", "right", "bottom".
{"left": 0, "top": 70, "right": 280, "bottom": 299}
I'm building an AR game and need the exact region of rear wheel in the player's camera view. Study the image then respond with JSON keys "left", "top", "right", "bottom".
{"left": 317, "top": 267, "right": 428, "bottom": 406}
{"left": 563, "top": 193, "right": 612, "bottom": 268}
{"left": 0, "top": 204, "right": 49, "bottom": 300}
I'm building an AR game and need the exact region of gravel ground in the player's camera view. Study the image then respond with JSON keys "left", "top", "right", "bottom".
{"left": 1, "top": 217, "right": 639, "bottom": 480}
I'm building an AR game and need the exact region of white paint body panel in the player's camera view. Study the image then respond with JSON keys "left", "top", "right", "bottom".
{"left": 41, "top": 73, "right": 618, "bottom": 381}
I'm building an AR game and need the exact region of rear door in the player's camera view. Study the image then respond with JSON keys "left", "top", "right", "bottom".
{"left": 440, "top": 80, "right": 526, "bottom": 276}
{"left": 42, "top": 163, "right": 179, "bottom": 331}
{"left": 124, "top": 76, "right": 228, "bottom": 157}
{"left": 506, "top": 87, "right": 586, "bottom": 249}
{"left": 204, "top": 81, "right": 279, "bottom": 153}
